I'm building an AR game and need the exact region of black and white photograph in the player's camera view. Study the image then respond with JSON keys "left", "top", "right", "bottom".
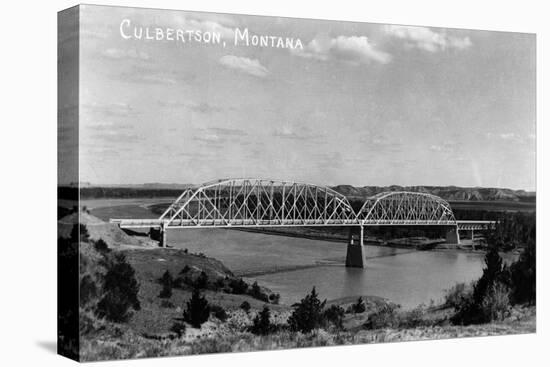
{"left": 55, "top": 3, "right": 539, "bottom": 362}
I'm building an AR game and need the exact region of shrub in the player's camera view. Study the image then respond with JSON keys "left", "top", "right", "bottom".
{"left": 288, "top": 287, "right": 326, "bottom": 333}
{"left": 194, "top": 271, "right": 209, "bottom": 289}
{"left": 444, "top": 282, "right": 471, "bottom": 309}
{"left": 250, "top": 306, "right": 272, "bottom": 335}
{"left": 399, "top": 306, "right": 429, "bottom": 328}
{"left": 213, "top": 277, "right": 226, "bottom": 291}
{"left": 158, "top": 270, "right": 174, "bottom": 299}
{"left": 93, "top": 239, "right": 110, "bottom": 254}
{"left": 210, "top": 304, "right": 228, "bottom": 321}
{"left": 364, "top": 304, "right": 400, "bottom": 329}
{"left": 248, "top": 281, "right": 269, "bottom": 302}
{"left": 351, "top": 297, "right": 366, "bottom": 314}
{"left": 473, "top": 247, "right": 507, "bottom": 306}
{"left": 70, "top": 223, "right": 90, "bottom": 243}
{"left": 183, "top": 288, "right": 210, "bottom": 328}
{"left": 481, "top": 283, "right": 511, "bottom": 322}
{"left": 179, "top": 265, "right": 191, "bottom": 274}
{"left": 323, "top": 305, "right": 345, "bottom": 329}
{"left": 96, "top": 252, "right": 141, "bottom": 322}
{"left": 240, "top": 301, "right": 251, "bottom": 313}
{"left": 80, "top": 274, "right": 98, "bottom": 307}
{"left": 170, "top": 321, "right": 186, "bottom": 337}
{"left": 451, "top": 248, "right": 512, "bottom": 325}
{"left": 269, "top": 293, "right": 280, "bottom": 304}
{"left": 509, "top": 240, "right": 536, "bottom": 305}
{"left": 160, "top": 300, "right": 175, "bottom": 308}
{"left": 229, "top": 278, "right": 249, "bottom": 294}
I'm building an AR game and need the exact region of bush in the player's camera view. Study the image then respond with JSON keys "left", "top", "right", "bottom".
{"left": 160, "top": 300, "right": 175, "bottom": 308}
{"left": 364, "top": 304, "right": 400, "bottom": 329}
{"left": 269, "top": 293, "right": 280, "bottom": 304}
{"left": 213, "top": 277, "right": 226, "bottom": 291}
{"left": 288, "top": 287, "right": 326, "bottom": 333}
{"left": 71, "top": 223, "right": 90, "bottom": 243}
{"left": 250, "top": 306, "right": 272, "bottom": 335}
{"left": 323, "top": 305, "right": 345, "bottom": 329}
{"left": 451, "top": 248, "right": 513, "bottom": 325}
{"left": 210, "top": 304, "right": 228, "bottom": 321}
{"left": 93, "top": 239, "right": 110, "bottom": 254}
{"left": 158, "top": 285, "right": 172, "bottom": 299}
{"left": 444, "top": 282, "right": 472, "bottom": 309}
{"left": 80, "top": 274, "right": 98, "bottom": 307}
{"left": 509, "top": 240, "right": 536, "bottom": 305}
{"left": 399, "top": 306, "right": 429, "bottom": 328}
{"left": 240, "top": 301, "right": 251, "bottom": 313}
{"left": 179, "top": 265, "right": 191, "bottom": 274}
{"left": 351, "top": 297, "right": 366, "bottom": 314}
{"left": 229, "top": 278, "right": 249, "bottom": 294}
{"left": 96, "top": 252, "right": 140, "bottom": 322}
{"left": 194, "top": 271, "right": 209, "bottom": 289}
{"left": 248, "top": 281, "right": 269, "bottom": 302}
{"left": 481, "top": 283, "right": 511, "bottom": 322}
{"left": 158, "top": 270, "right": 173, "bottom": 299}
{"left": 183, "top": 288, "right": 210, "bottom": 328}
{"left": 170, "top": 321, "right": 186, "bottom": 337}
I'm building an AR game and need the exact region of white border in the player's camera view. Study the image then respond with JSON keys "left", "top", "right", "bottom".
{"left": 1, "top": 1, "right": 546, "bottom": 366}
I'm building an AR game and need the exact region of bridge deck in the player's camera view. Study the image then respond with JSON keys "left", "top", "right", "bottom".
{"left": 110, "top": 218, "right": 494, "bottom": 230}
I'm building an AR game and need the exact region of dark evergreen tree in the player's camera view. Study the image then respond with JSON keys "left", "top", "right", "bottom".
{"left": 250, "top": 306, "right": 272, "bottom": 335}
{"left": 183, "top": 288, "right": 210, "bottom": 328}
{"left": 70, "top": 223, "right": 90, "bottom": 243}
{"left": 509, "top": 239, "right": 536, "bottom": 305}
{"left": 240, "top": 301, "right": 251, "bottom": 313}
{"left": 194, "top": 271, "right": 209, "bottom": 289}
{"left": 158, "top": 270, "right": 173, "bottom": 299}
{"left": 352, "top": 297, "right": 366, "bottom": 313}
{"left": 93, "top": 238, "right": 110, "bottom": 254}
{"left": 96, "top": 252, "right": 141, "bottom": 322}
{"left": 323, "top": 305, "right": 345, "bottom": 329}
{"left": 473, "top": 247, "right": 506, "bottom": 305}
{"left": 287, "top": 287, "right": 326, "bottom": 333}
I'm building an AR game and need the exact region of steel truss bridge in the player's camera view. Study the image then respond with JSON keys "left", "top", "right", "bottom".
{"left": 111, "top": 178, "right": 494, "bottom": 266}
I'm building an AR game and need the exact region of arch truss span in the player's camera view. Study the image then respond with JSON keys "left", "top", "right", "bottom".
{"left": 159, "top": 178, "right": 357, "bottom": 228}
{"left": 357, "top": 191, "right": 457, "bottom": 225}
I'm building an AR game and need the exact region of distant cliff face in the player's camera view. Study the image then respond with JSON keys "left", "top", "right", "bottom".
{"left": 331, "top": 185, "right": 535, "bottom": 202}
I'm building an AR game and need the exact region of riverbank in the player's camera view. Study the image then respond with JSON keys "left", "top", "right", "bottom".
{"left": 80, "top": 302, "right": 536, "bottom": 361}
{"left": 72, "top": 214, "right": 535, "bottom": 361}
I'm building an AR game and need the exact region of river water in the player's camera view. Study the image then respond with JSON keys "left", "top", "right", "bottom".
{"left": 167, "top": 229, "right": 490, "bottom": 309}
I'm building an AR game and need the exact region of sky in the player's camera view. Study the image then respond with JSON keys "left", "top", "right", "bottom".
{"left": 64, "top": 5, "right": 536, "bottom": 190}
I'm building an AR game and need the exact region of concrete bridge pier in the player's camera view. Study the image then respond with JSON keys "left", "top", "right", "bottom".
{"left": 445, "top": 225, "right": 461, "bottom": 245}
{"left": 346, "top": 225, "right": 366, "bottom": 268}
{"left": 149, "top": 223, "right": 167, "bottom": 247}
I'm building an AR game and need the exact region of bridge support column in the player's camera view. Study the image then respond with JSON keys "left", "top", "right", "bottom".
{"left": 159, "top": 223, "right": 167, "bottom": 248}
{"left": 346, "top": 226, "right": 366, "bottom": 268}
{"left": 445, "top": 226, "right": 461, "bottom": 245}
{"left": 149, "top": 224, "right": 167, "bottom": 247}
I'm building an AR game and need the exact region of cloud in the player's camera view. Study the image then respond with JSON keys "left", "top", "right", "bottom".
{"left": 204, "top": 127, "right": 247, "bottom": 136}
{"left": 172, "top": 14, "right": 235, "bottom": 40}
{"left": 158, "top": 100, "right": 227, "bottom": 113}
{"left": 82, "top": 101, "right": 136, "bottom": 118}
{"left": 429, "top": 141, "right": 457, "bottom": 152}
{"left": 385, "top": 25, "right": 472, "bottom": 52}
{"left": 272, "top": 125, "right": 325, "bottom": 140}
{"left": 360, "top": 134, "right": 403, "bottom": 153}
{"left": 294, "top": 35, "right": 392, "bottom": 65}
{"left": 101, "top": 48, "right": 151, "bottom": 60}
{"left": 117, "top": 64, "right": 180, "bottom": 85}
{"left": 187, "top": 101, "right": 223, "bottom": 114}
{"left": 219, "top": 55, "right": 269, "bottom": 78}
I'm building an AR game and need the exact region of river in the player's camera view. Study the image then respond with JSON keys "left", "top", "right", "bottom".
{"left": 166, "top": 228, "right": 489, "bottom": 309}
{"left": 89, "top": 200, "right": 510, "bottom": 309}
